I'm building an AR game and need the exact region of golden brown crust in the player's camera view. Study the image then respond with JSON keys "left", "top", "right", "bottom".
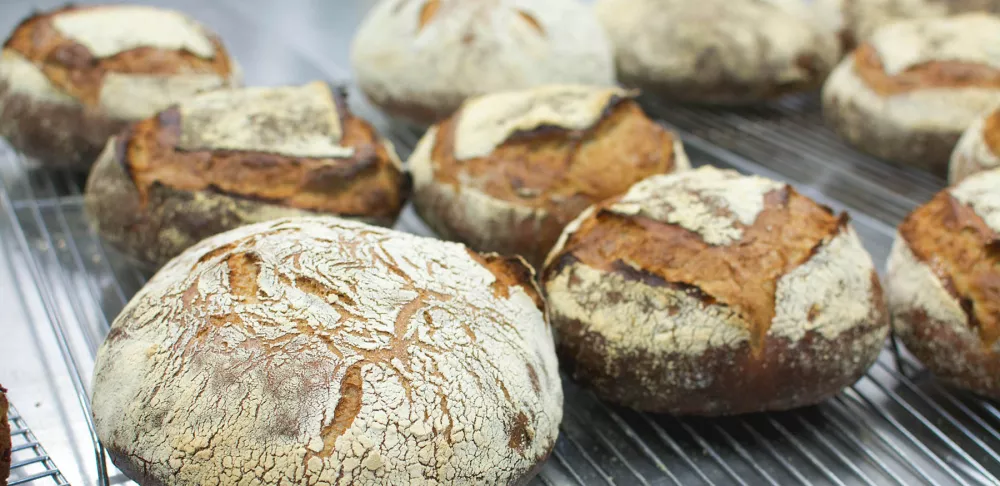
{"left": 423, "top": 98, "right": 680, "bottom": 266}
{"left": 3, "top": 5, "right": 233, "bottom": 106}
{"left": 899, "top": 192, "right": 1000, "bottom": 347}
{"left": 983, "top": 109, "right": 1000, "bottom": 156}
{"left": 124, "top": 96, "right": 407, "bottom": 220}
{"left": 545, "top": 187, "right": 841, "bottom": 355}
{"left": 853, "top": 43, "right": 1000, "bottom": 96}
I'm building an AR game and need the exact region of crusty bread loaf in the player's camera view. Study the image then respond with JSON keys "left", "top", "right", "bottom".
{"left": 411, "top": 85, "right": 689, "bottom": 269}
{"left": 91, "top": 217, "right": 562, "bottom": 486}
{"left": 823, "top": 14, "right": 1000, "bottom": 173}
{"left": 841, "top": 0, "right": 1000, "bottom": 47}
{"left": 887, "top": 169, "right": 1000, "bottom": 400}
{"left": 541, "top": 166, "right": 888, "bottom": 415}
{"left": 85, "top": 82, "right": 408, "bottom": 269}
{"left": 1, "top": 384, "right": 8, "bottom": 486}
{"left": 350, "top": 0, "right": 614, "bottom": 126}
{"left": 0, "top": 4, "right": 240, "bottom": 169}
{"left": 950, "top": 108, "right": 1000, "bottom": 183}
{"left": 595, "top": 0, "right": 839, "bottom": 104}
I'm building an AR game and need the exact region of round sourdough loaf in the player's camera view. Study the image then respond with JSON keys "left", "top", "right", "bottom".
{"left": 594, "top": 0, "right": 839, "bottom": 104}
{"left": 822, "top": 14, "right": 1000, "bottom": 173}
{"left": 841, "top": 0, "right": 1000, "bottom": 47}
{"left": 541, "top": 166, "right": 888, "bottom": 415}
{"left": 950, "top": 108, "right": 1000, "bottom": 184}
{"left": 410, "top": 85, "right": 689, "bottom": 269}
{"left": 0, "top": 5, "right": 240, "bottom": 169}
{"left": 350, "top": 0, "right": 614, "bottom": 126}
{"left": 886, "top": 169, "right": 1000, "bottom": 400}
{"left": 90, "top": 217, "right": 562, "bottom": 486}
{"left": 84, "top": 82, "right": 409, "bottom": 269}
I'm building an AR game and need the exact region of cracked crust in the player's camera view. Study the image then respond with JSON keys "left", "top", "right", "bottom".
{"left": 410, "top": 85, "right": 688, "bottom": 268}
{"left": 1, "top": 385, "right": 8, "bottom": 486}
{"left": 541, "top": 167, "right": 887, "bottom": 414}
{"left": 841, "top": 0, "right": 1000, "bottom": 47}
{"left": 595, "top": 0, "right": 839, "bottom": 104}
{"left": 0, "top": 5, "right": 239, "bottom": 169}
{"left": 350, "top": 0, "right": 614, "bottom": 126}
{"left": 888, "top": 172, "right": 1000, "bottom": 399}
{"left": 822, "top": 21, "right": 1000, "bottom": 173}
{"left": 84, "top": 84, "right": 409, "bottom": 269}
{"left": 91, "top": 217, "right": 561, "bottom": 486}
{"left": 950, "top": 109, "right": 1000, "bottom": 183}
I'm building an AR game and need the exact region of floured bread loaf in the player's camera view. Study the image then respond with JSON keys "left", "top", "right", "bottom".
{"left": 541, "top": 166, "right": 888, "bottom": 415}
{"left": 823, "top": 14, "right": 1000, "bottom": 173}
{"left": 350, "top": 0, "right": 614, "bottom": 126}
{"left": 411, "top": 85, "right": 689, "bottom": 268}
{"left": 887, "top": 169, "right": 1000, "bottom": 400}
{"left": 91, "top": 217, "right": 562, "bottom": 486}
{"left": 841, "top": 0, "right": 1000, "bottom": 47}
{"left": 950, "top": 108, "right": 1000, "bottom": 183}
{"left": 85, "top": 82, "right": 408, "bottom": 269}
{"left": 594, "top": 0, "right": 839, "bottom": 104}
{"left": 0, "top": 5, "right": 240, "bottom": 169}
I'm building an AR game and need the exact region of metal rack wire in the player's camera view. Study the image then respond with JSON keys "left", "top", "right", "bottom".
{"left": 7, "top": 403, "right": 70, "bottom": 485}
{"left": 4, "top": 91, "right": 1000, "bottom": 485}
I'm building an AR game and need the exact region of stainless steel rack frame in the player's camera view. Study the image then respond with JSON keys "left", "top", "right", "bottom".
{"left": 8, "top": 403, "right": 70, "bottom": 485}
{"left": 2, "top": 0, "right": 1000, "bottom": 485}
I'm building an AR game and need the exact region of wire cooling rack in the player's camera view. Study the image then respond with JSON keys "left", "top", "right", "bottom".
{"left": 7, "top": 403, "right": 70, "bottom": 485}
{"left": 3, "top": 91, "right": 1000, "bottom": 486}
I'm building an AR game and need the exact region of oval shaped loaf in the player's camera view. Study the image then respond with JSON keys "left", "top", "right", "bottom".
{"left": 541, "top": 166, "right": 888, "bottom": 415}
{"left": 0, "top": 4, "right": 240, "bottom": 168}
{"left": 887, "top": 169, "right": 1000, "bottom": 400}
{"left": 350, "top": 0, "right": 614, "bottom": 126}
{"left": 595, "top": 0, "right": 839, "bottom": 104}
{"left": 950, "top": 108, "right": 1000, "bottom": 184}
{"left": 91, "top": 217, "right": 562, "bottom": 486}
{"left": 410, "top": 84, "right": 689, "bottom": 269}
{"left": 822, "top": 14, "right": 1000, "bottom": 173}
{"left": 84, "top": 82, "right": 409, "bottom": 269}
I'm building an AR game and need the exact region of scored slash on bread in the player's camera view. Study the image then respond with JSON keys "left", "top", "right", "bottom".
{"left": 541, "top": 167, "right": 888, "bottom": 415}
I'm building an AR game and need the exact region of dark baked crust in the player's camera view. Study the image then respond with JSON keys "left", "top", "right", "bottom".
{"left": 0, "top": 5, "right": 235, "bottom": 169}
{"left": 85, "top": 89, "right": 409, "bottom": 269}
{"left": 1, "top": 384, "right": 9, "bottom": 486}
{"left": 415, "top": 97, "right": 682, "bottom": 268}
{"left": 542, "top": 182, "right": 888, "bottom": 414}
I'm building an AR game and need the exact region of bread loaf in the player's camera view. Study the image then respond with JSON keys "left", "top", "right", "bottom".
{"left": 91, "top": 217, "right": 562, "bottom": 486}
{"left": 949, "top": 108, "right": 1000, "bottom": 183}
{"left": 841, "top": 0, "right": 1000, "bottom": 47}
{"left": 350, "top": 0, "right": 614, "bottom": 126}
{"left": 541, "top": 166, "right": 888, "bottom": 415}
{"left": 887, "top": 169, "right": 1000, "bottom": 400}
{"left": 0, "top": 5, "right": 240, "bottom": 168}
{"left": 1, "top": 385, "right": 8, "bottom": 486}
{"left": 411, "top": 85, "right": 689, "bottom": 268}
{"left": 822, "top": 14, "right": 1000, "bottom": 173}
{"left": 595, "top": 0, "right": 839, "bottom": 104}
{"left": 85, "top": 82, "right": 408, "bottom": 269}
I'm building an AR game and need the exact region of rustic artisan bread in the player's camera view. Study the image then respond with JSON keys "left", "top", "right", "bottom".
{"left": 411, "top": 85, "right": 689, "bottom": 269}
{"left": 85, "top": 82, "right": 408, "bottom": 269}
{"left": 949, "top": 108, "right": 1000, "bottom": 184}
{"left": 350, "top": 0, "right": 614, "bottom": 126}
{"left": 594, "top": 0, "right": 839, "bottom": 104}
{"left": 887, "top": 169, "right": 1000, "bottom": 400}
{"left": 822, "top": 14, "right": 1000, "bottom": 173}
{"left": 91, "top": 217, "right": 562, "bottom": 486}
{"left": 841, "top": 0, "right": 1000, "bottom": 47}
{"left": 0, "top": 5, "right": 240, "bottom": 169}
{"left": 541, "top": 166, "right": 888, "bottom": 415}
{"left": 1, "top": 385, "right": 8, "bottom": 486}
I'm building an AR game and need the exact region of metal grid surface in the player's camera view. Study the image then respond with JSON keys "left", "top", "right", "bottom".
{"left": 7, "top": 403, "right": 70, "bottom": 485}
